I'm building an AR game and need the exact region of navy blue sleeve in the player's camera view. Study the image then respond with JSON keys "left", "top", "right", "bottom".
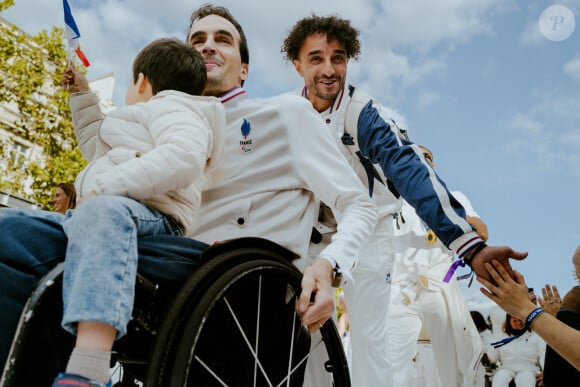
{"left": 356, "top": 101, "right": 472, "bottom": 248}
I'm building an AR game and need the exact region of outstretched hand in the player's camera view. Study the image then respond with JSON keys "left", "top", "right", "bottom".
{"left": 477, "top": 260, "right": 537, "bottom": 321}
{"left": 539, "top": 284, "right": 562, "bottom": 317}
{"left": 61, "top": 64, "right": 89, "bottom": 93}
{"left": 296, "top": 258, "right": 335, "bottom": 332}
{"left": 470, "top": 245, "right": 527, "bottom": 283}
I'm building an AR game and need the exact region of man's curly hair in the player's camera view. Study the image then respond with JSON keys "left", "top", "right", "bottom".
{"left": 281, "top": 15, "right": 361, "bottom": 62}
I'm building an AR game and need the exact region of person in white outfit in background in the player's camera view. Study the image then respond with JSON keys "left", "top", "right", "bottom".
{"left": 488, "top": 313, "right": 546, "bottom": 387}
{"left": 336, "top": 290, "right": 352, "bottom": 369}
{"left": 414, "top": 325, "right": 443, "bottom": 387}
{"left": 471, "top": 310, "right": 496, "bottom": 387}
{"left": 388, "top": 145, "right": 488, "bottom": 387}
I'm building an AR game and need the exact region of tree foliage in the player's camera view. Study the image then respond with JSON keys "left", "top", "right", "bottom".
{"left": 0, "top": 0, "right": 15, "bottom": 12}
{"left": 0, "top": 4, "right": 86, "bottom": 209}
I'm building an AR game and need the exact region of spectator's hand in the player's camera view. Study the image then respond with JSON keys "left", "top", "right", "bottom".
{"left": 535, "top": 371, "right": 543, "bottom": 386}
{"left": 62, "top": 64, "right": 89, "bottom": 93}
{"left": 296, "top": 258, "right": 335, "bottom": 332}
{"left": 477, "top": 260, "right": 537, "bottom": 321}
{"left": 539, "top": 284, "right": 562, "bottom": 317}
{"left": 470, "top": 245, "right": 528, "bottom": 283}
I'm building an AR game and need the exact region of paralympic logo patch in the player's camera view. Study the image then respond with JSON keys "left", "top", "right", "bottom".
{"left": 240, "top": 118, "right": 253, "bottom": 154}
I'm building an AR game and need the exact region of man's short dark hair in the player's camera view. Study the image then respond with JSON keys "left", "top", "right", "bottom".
{"left": 189, "top": 3, "right": 250, "bottom": 66}
{"left": 132, "top": 38, "right": 206, "bottom": 96}
{"left": 282, "top": 15, "right": 361, "bottom": 62}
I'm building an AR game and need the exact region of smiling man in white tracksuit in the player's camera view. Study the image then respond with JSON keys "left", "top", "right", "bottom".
{"left": 282, "top": 15, "right": 528, "bottom": 386}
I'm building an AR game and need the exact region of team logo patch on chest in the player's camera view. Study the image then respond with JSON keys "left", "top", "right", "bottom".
{"left": 239, "top": 118, "right": 253, "bottom": 154}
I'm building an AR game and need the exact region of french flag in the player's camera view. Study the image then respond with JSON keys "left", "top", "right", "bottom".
{"left": 63, "top": 0, "right": 90, "bottom": 67}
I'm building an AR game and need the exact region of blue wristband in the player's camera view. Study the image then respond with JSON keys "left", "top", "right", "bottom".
{"left": 525, "top": 307, "right": 545, "bottom": 330}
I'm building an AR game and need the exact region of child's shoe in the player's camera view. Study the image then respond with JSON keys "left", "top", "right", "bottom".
{"left": 51, "top": 372, "right": 111, "bottom": 387}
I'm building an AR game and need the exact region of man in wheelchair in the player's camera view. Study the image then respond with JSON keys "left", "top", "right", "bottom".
{"left": 0, "top": 4, "right": 378, "bottom": 386}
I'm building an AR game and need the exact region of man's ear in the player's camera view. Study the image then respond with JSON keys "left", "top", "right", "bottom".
{"left": 293, "top": 59, "right": 302, "bottom": 76}
{"left": 240, "top": 63, "right": 249, "bottom": 82}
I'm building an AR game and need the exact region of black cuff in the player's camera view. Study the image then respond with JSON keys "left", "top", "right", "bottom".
{"left": 462, "top": 242, "right": 486, "bottom": 266}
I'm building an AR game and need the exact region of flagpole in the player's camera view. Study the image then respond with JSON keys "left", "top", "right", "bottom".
{"left": 67, "top": 46, "right": 73, "bottom": 66}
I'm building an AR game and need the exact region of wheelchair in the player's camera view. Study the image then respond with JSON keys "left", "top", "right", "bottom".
{"left": 0, "top": 236, "right": 350, "bottom": 386}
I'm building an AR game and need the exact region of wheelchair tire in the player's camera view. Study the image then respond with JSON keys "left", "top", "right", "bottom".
{"left": 145, "top": 246, "right": 350, "bottom": 387}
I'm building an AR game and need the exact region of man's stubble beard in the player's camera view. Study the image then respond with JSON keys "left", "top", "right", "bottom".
{"left": 312, "top": 77, "right": 344, "bottom": 102}
{"left": 202, "top": 77, "right": 224, "bottom": 97}
{"left": 313, "top": 89, "right": 338, "bottom": 102}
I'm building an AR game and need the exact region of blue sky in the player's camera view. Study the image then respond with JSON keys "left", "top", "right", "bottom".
{"left": 3, "top": 0, "right": 579, "bottom": 314}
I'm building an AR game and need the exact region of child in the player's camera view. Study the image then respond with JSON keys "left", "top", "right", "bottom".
{"left": 53, "top": 37, "right": 225, "bottom": 386}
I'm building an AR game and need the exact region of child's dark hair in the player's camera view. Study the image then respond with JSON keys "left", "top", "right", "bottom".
{"left": 132, "top": 37, "right": 206, "bottom": 96}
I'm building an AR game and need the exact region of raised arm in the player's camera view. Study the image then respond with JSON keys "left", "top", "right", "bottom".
{"left": 62, "top": 64, "right": 104, "bottom": 161}
{"left": 357, "top": 102, "right": 526, "bottom": 281}
{"left": 478, "top": 260, "right": 580, "bottom": 371}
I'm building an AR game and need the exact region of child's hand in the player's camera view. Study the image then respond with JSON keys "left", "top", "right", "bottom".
{"left": 62, "top": 65, "right": 89, "bottom": 93}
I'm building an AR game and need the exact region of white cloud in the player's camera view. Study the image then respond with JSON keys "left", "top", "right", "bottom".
{"left": 564, "top": 54, "right": 580, "bottom": 81}
{"left": 508, "top": 113, "right": 543, "bottom": 135}
{"left": 363, "top": 0, "right": 509, "bottom": 49}
{"left": 347, "top": 50, "right": 446, "bottom": 110}
{"left": 2, "top": 0, "right": 514, "bottom": 106}
{"left": 519, "top": 20, "right": 545, "bottom": 46}
{"left": 504, "top": 90, "right": 580, "bottom": 175}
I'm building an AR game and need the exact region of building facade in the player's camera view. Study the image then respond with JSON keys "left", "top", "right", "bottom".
{"left": 0, "top": 16, "right": 114, "bottom": 209}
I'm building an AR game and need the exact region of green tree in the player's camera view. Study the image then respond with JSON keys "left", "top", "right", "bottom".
{"left": 0, "top": 0, "right": 14, "bottom": 12}
{"left": 0, "top": 2, "right": 86, "bottom": 209}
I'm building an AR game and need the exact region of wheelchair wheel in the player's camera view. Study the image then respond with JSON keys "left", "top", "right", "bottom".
{"left": 145, "top": 244, "right": 350, "bottom": 386}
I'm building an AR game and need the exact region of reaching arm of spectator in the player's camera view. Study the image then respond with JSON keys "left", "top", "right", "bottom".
{"left": 478, "top": 260, "right": 580, "bottom": 371}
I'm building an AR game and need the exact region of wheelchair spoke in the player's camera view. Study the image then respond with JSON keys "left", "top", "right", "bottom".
{"left": 194, "top": 355, "right": 228, "bottom": 386}
{"left": 224, "top": 296, "right": 274, "bottom": 387}
{"left": 284, "top": 299, "right": 298, "bottom": 387}
{"left": 253, "top": 275, "right": 262, "bottom": 387}
{"left": 276, "top": 336, "right": 325, "bottom": 387}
